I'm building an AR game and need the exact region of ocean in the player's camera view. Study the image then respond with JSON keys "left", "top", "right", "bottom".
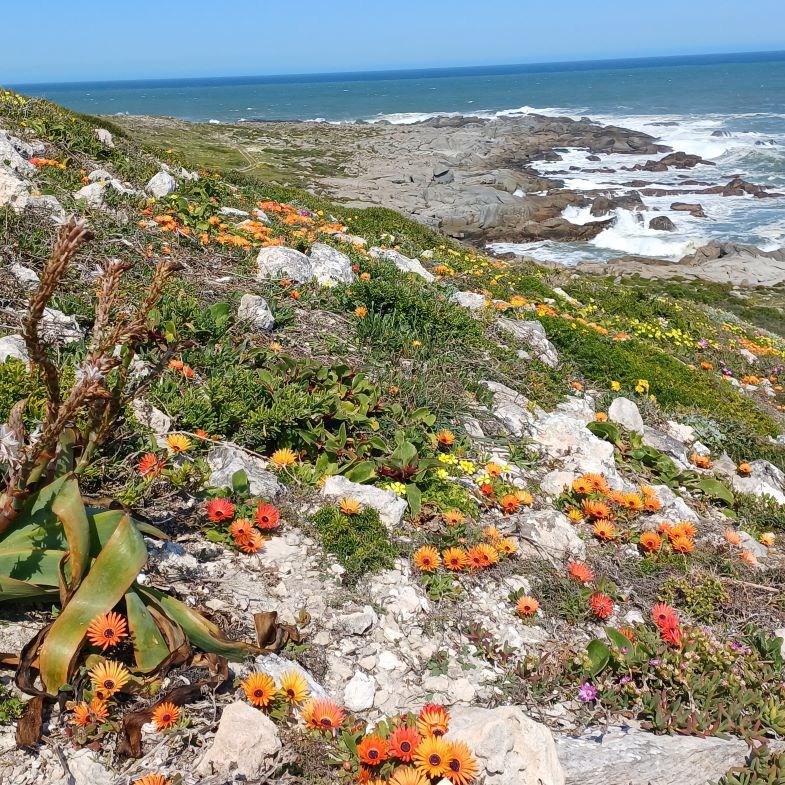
{"left": 13, "top": 52, "right": 785, "bottom": 265}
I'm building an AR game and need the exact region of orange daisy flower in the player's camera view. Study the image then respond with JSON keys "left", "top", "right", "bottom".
{"left": 639, "top": 531, "right": 661, "bottom": 552}
{"left": 71, "top": 702, "right": 92, "bottom": 727}
{"left": 230, "top": 517, "right": 254, "bottom": 543}
{"left": 239, "top": 529, "right": 265, "bottom": 553}
{"left": 724, "top": 529, "right": 742, "bottom": 545}
{"left": 581, "top": 499, "right": 611, "bottom": 520}
{"left": 206, "top": 497, "right": 235, "bottom": 522}
{"left": 194, "top": 428, "right": 210, "bottom": 439}
{"left": 413, "top": 735, "right": 450, "bottom": 777}
{"left": 444, "top": 740, "right": 479, "bottom": 785}
{"left": 242, "top": 672, "right": 276, "bottom": 708}
{"left": 516, "top": 595, "right": 539, "bottom": 617}
{"left": 605, "top": 489, "right": 626, "bottom": 506}
{"left": 254, "top": 502, "right": 281, "bottom": 529}
{"left": 651, "top": 603, "right": 678, "bottom": 628}
{"left": 568, "top": 561, "right": 595, "bottom": 583}
{"left": 357, "top": 734, "right": 389, "bottom": 766}
{"left": 152, "top": 702, "right": 180, "bottom": 730}
{"left": 740, "top": 550, "right": 759, "bottom": 567}
{"left": 483, "top": 525, "right": 502, "bottom": 541}
{"left": 567, "top": 508, "right": 583, "bottom": 523}
{"left": 270, "top": 448, "right": 297, "bottom": 467}
{"left": 133, "top": 776, "right": 169, "bottom": 785}
{"left": 595, "top": 412, "right": 608, "bottom": 422}
{"left": 388, "top": 724, "right": 421, "bottom": 762}
{"left": 589, "top": 592, "right": 614, "bottom": 619}
{"left": 279, "top": 670, "right": 309, "bottom": 704}
{"left": 593, "top": 519, "right": 616, "bottom": 541}
{"left": 572, "top": 476, "right": 592, "bottom": 495}
{"left": 302, "top": 698, "right": 346, "bottom": 732}
{"left": 671, "top": 521, "right": 697, "bottom": 539}
{"left": 436, "top": 430, "right": 455, "bottom": 446}
{"left": 339, "top": 497, "right": 362, "bottom": 516}
{"left": 485, "top": 462, "right": 503, "bottom": 478}
{"left": 417, "top": 703, "right": 450, "bottom": 737}
{"left": 737, "top": 462, "right": 752, "bottom": 476}
{"left": 690, "top": 452, "right": 711, "bottom": 469}
{"left": 514, "top": 489, "right": 534, "bottom": 506}
{"left": 466, "top": 546, "right": 485, "bottom": 569}
{"left": 86, "top": 611, "right": 129, "bottom": 651}
{"left": 390, "top": 766, "right": 428, "bottom": 785}
{"left": 89, "top": 660, "right": 130, "bottom": 698}
{"left": 583, "top": 473, "right": 609, "bottom": 493}
{"left": 138, "top": 453, "right": 163, "bottom": 477}
{"left": 442, "top": 509, "right": 464, "bottom": 527}
{"left": 475, "top": 542, "right": 499, "bottom": 567}
{"left": 354, "top": 306, "right": 368, "bottom": 318}
{"left": 442, "top": 547, "right": 468, "bottom": 571}
{"left": 500, "top": 494, "right": 521, "bottom": 514}
{"left": 496, "top": 537, "right": 518, "bottom": 556}
{"left": 413, "top": 546, "right": 441, "bottom": 572}
{"left": 670, "top": 535, "right": 694, "bottom": 554}
{"left": 643, "top": 495, "right": 661, "bottom": 512}
{"left": 621, "top": 493, "right": 644, "bottom": 511}
{"left": 657, "top": 521, "right": 673, "bottom": 535}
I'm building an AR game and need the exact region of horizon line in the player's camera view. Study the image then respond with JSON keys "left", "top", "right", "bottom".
{"left": 10, "top": 48, "right": 785, "bottom": 90}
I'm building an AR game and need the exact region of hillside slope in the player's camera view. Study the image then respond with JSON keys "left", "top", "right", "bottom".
{"left": 3, "top": 89, "right": 785, "bottom": 785}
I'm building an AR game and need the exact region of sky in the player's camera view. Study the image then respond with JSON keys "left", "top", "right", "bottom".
{"left": 4, "top": 0, "right": 785, "bottom": 84}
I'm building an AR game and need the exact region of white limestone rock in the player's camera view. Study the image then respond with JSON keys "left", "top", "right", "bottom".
{"left": 321, "top": 475, "right": 407, "bottom": 529}
{"left": 308, "top": 242, "right": 354, "bottom": 285}
{"left": 237, "top": 294, "right": 275, "bottom": 331}
{"left": 256, "top": 246, "right": 313, "bottom": 284}
{"left": 145, "top": 171, "right": 177, "bottom": 198}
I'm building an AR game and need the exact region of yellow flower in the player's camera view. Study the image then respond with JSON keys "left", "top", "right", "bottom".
{"left": 760, "top": 532, "right": 776, "bottom": 548}
{"left": 610, "top": 381, "right": 621, "bottom": 391}
{"left": 458, "top": 460, "right": 476, "bottom": 475}
{"left": 270, "top": 448, "right": 297, "bottom": 467}
{"left": 166, "top": 434, "right": 192, "bottom": 454}
{"left": 339, "top": 497, "right": 362, "bottom": 515}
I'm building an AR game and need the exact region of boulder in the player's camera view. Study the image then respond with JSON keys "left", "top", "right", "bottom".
{"left": 321, "top": 475, "right": 407, "bottom": 529}
{"left": 335, "top": 606, "right": 378, "bottom": 635}
{"left": 237, "top": 294, "right": 275, "bottom": 331}
{"left": 450, "top": 291, "right": 487, "bottom": 310}
{"left": 145, "top": 171, "right": 177, "bottom": 198}
{"left": 206, "top": 443, "right": 286, "bottom": 499}
{"left": 499, "top": 318, "right": 559, "bottom": 368}
{"left": 253, "top": 652, "right": 326, "bottom": 698}
{"left": 449, "top": 705, "right": 565, "bottom": 785}
{"left": 649, "top": 216, "right": 675, "bottom": 232}
{"left": 0, "top": 167, "right": 31, "bottom": 210}
{"left": 641, "top": 426, "right": 689, "bottom": 467}
{"left": 196, "top": 701, "right": 281, "bottom": 779}
{"left": 41, "top": 308, "right": 83, "bottom": 344}
{"left": 369, "top": 247, "right": 435, "bottom": 282}
{"left": 307, "top": 242, "right": 354, "bottom": 285}
{"left": 515, "top": 508, "right": 586, "bottom": 564}
{"left": 9, "top": 263, "right": 38, "bottom": 288}
{"left": 670, "top": 202, "right": 706, "bottom": 218}
{"left": 0, "top": 334, "right": 28, "bottom": 363}
{"left": 73, "top": 182, "right": 107, "bottom": 208}
{"left": 52, "top": 749, "right": 112, "bottom": 785}
{"left": 0, "top": 130, "right": 36, "bottom": 175}
{"left": 94, "top": 128, "right": 114, "bottom": 148}
{"left": 480, "top": 380, "right": 540, "bottom": 436}
{"left": 556, "top": 725, "right": 749, "bottom": 785}
{"left": 131, "top": 399, "right": 171, "bottom": 434}
{"left": 608, "top": 397, "right": 644, "bottom": 434}
{"left": 731, "top": 459, "right": 785, "bottom": 505}
{"left": 256, "top": 246, "right": 313, "bottom": 284}
{"left": 343, "top": 670, "right": 376, "bottom": 712}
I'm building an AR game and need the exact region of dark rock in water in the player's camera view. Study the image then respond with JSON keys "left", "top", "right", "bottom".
{"left": 540, "top": 151, "right": 563, "bottom": 162}
{"left": 705, "top": 176, "right": 785, "bottom": 198}
{"left": 626, "top": 151, "right": 713, "bottom": 173}
{"left": 671, "top": 202, "right": 706, "bottom": 218}
{"left": 649, "top": 216, "right": 676, "bottom": 231}
{"left": 512, "top": 217, "right": 614, "bottom": 242}
{"left": 590, "top": 192, "right": 645, "bottom": 217}
{"left": 682, "top": 241, "right": 785, "bottom": 266}
{"left": 624, "top": 180, "right": 650, "bottom": 188}
{"left": 711, "top": 129, "right": 732, "bottom": 137}
{"left": 649, "top": 121, "right": 680, "bottom": 126}
{"left": 587, "top": 154, "right": 601, "bottom": 161}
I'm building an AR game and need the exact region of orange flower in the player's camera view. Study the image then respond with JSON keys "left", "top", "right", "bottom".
{"left": 152, "top": 702, "right": 181, "bottom": 730}
{"left": 639, "top": 531, "right": 661, "bottom": 552}
{"left": 89, "top": 660, "right": 130, "bottom": 698}
{"left": 133, "top": 776, "right": 169, "bottom": 785}
{"left": 86, "top": 611, "right": 128, "bottom": 651}
{"left": 582, "top": 499, "right": 611, "bottom": 520}
{"left": 413, "top": 546, "right": 441, "bottom": 572}
{"left": 436, "top": 430, "right": 455, "bottom": 446}
{"left": 194, "top": 428, "right": 210, "bottom": 439}
{"left": 621, "top": 493, "right": 644, "bottom": 511}
{"left": 417, "top": 703, "right": 450, "bottom": 737}
{"left": 740, "top": 550, "right": 759, "bottom": 567}
{"left": 483, "top": 525, "right": 502, "bottom": 541}
{"left": 230, "top": 517, "right": 254, "bottom": 544}
{"left": 670, "top": 535, "right": 694, "bottom": 554}
{"left": 71, "top": 702, "right": 92, "bottom": 727}
{"left": 206, "top": 497, "right": 235, "bottom": 522}
{"left": 357, "top": 734, "right": 389, "bottom": 766}
{"left": 138, "top": 453, "right": 163, "bottom": 477}
{"left": 595, "top": 412, "right": 608, "bottom": 422}
{"left": 737, "top": 462, "right": 752, "bottom": 476}
{"left": 606, "top": 489, "right": 626, "bottom": 506}
{"left": 690, "top": 452, "right": 711, "bottom": 469}
{"left": 514, "top": 489, "right": 534, "bottom": 506}
{"left": 474, "top": 542, "right": 499, "bottom": 567}
{"left": 239, "top": 529, "right": 265, "bottom": 553}
{"left": 339, "top": 497, "right": 362, "bottom": 516}
{"left": 500, "top": 494, "right": 521, "bottom": 514}
{"left": 568, "top": 561, "right": 594, "bottom": 583}
{"left": 593, "top": 519, "right": 616, "bottom": 541}
{"left": 413, "top": 734, "right": 450, "bottom": 777}
{"left": 658, "top": 521, "right": 673, "bottom": 535}
{"left": 302, "top": 698, "right": 346, "bottom": 731}
{"left": 242, "top": 672, "right": 276, "bottom": 708}
{"left": 180, "top": 364, "right": 194, "bottom": 379}
{"left": 651, "top": 602, "right": 679, "bottom": 628}
{"left": 442, "top": 547, "right": 468, "bottom": 571}
{"left": 496, "top": 537, "right": 518, "bottom": 556}
{"left": 388, "top": 724, "right": 421, "bottom": 762}
{"left": 567, "top": 508, "right": 583, "bottom": 523}
{"left": 572, "top": 476, "right": 592, "bottom": 495}
{"left": 516, "top": 595, "right": 539, "bottom": 617}
{"left": 643, "top": 495, "right": 661, "bottom": 512}
{"left": 724, "top": 529, "right": 742, "bottom": 545}
{"left": 279, "top": 670, "right": 309, "bottom": 704}
{"left": 583, "top": 473, "right": 609, "bottom": 493}
{"left": 255, "top": 502, "right": 281, "bottom": 529}
{"left": 270, "top": 448, "right": 297, "bottom": 467}
{"left": 466, "top": 546, "right": 485, "bottom": 569}
{"left": 485, "top": 462, "right": 503, "bottom": 477}
{"left": 670, "top": 521, "right": 697, "bottom": 539}
{"left": 443, "top": 509, "right": 464, "bottom": 527}
{"left": 589, "top": 592, "right": 614, "bottom": 619}
{"left": 444, "top": 740, "right": 479, "bottom": 785}
{"left": 354, "top": 306, "right": 368, "bottom": 318}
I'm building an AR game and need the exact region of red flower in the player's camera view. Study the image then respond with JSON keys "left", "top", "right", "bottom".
{"left": 659, "top": 619, "right": 682, "bottom": 647}
{"left": 589, "top": 592, "right": 614, "bottom": 619}
{"left": 138, "top": 453, "right": 163, "bottom": 477}
{"left": 650, "top": 603, "right": 678, "bottom": 629}
{"left": 479, "top": 483, "right": 495, "bottom": 497}
{"left": 205, "top": 498, "right": 235, "bottom": 522}
{"left": 254, "top": 502, "right": 281, "bottom": 530}
{"left": 357, "top": 734, "right": 388, "bottom": 766}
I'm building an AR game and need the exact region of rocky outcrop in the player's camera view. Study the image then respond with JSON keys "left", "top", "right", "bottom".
{"left": 670, "top": 202, "right": 706, "bottom": 217}
{"left": 648, "top": 216, "right": 675, "bottom": 231}
{"left": 608, "top": 397, "right": 644, "bottom": 434}
{"left": 368, "top": 247, "right": 434, "bottom": 282}
{"left": 321, "top": 475, "right": 408, "bottom": 528}
{"left": 256, "top": 246, "right": 313, "bottom": 283}
{"left": 146, "top": 170, "right": 177, "bottom": 198}
{"left": 308, "top": 242, "right": 355, "bottom": 285}
{"left": 499, "top": 318, "right": 560, "bottom": 368}
{"left": 207, "top": 444, "right": 286, "bottom": 498}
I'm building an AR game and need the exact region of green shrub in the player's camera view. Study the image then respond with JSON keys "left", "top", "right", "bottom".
{"left": 311, "top": 505, "right": 398, "bottom": 582}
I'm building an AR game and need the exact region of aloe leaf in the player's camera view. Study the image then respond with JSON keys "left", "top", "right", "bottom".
{"left": 0, "top": 574, "right": 59, "bottom": 602}
{"left": 138, "top": 586, "right": 258, "bottom": 661}
{"left": 0, "top": 547, "right": 65, "bottom": 589}
{"left": 38, "top": 515, "right": 147, "bottom": 693}
{"left": 125, "top": 589, "right": 170, "bottom": 672}
{"left": 51, "top": 476, "right": 90, "bottom": 590}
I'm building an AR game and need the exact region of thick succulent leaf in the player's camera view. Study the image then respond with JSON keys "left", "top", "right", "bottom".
{"left": 138, "top": 586, "right": 259, "bottom": 661}
{"left": 0, "top": 547, "right": 65, "bottom": 589}
{"left": 0, "top": 477, "right": 71, "bottom": 551}
{"left": 38, "top": 515, "right": 147, "bottom": 694}
{"left": 125, "top": 589, "right": 170, "bottom": 673}
{"left": 90, "top": 510, "right": 166, "bottom": 549}
{"left": 51, "top": 476, "right": 90, "bottom": 590}
{"left": 0, "top": 574, "right": 58, "bottom": 602}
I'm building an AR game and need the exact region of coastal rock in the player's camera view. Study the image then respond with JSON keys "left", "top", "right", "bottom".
{"left": 256, "top": 246, "right": 313, "bottom": 283}
{"left": 451, "top": 291, "right": 487, "bottom": 310}
{"left": 321, "top": 475, "right": 407, "bottom": 529}
{"left": 207, "top": 444, "right": 286, "bottom": 498}
{"left": 307, "top": 242, "right": 354, "bottom": 285}
{"left": 730, "top": 460, "right": 785, "bottom": 505}
{"left": 499, "top": 318, "right": 559, "bottom": 368}
{"left": 131, "top": 399, "right": 171, "bottom": 434}
{"left": 10, "top": 262, "right": 39, "bottom": 288}
{"left": 515, "top": 508, "right": 586, "bottom": 564}
{"left": 480, "top": 380, "right": 539, "bottom": 436}
{"left": 670, "top": 202, "right": 706, "bottom": 218}
{"left": 449, "top": 705, "right": 565, "bottom": 785}
{"left": 343, "top": 670, "right": 376, "bottom": 712}
{"left": 94, "top": 128, "right": 114, "bottom": 148}
{"left": 0, "top": 130, "right": 36, "bottom": 175}
{"left": 556, "top": 725, "right": 749, "bottom": 785}
{"left": 196, "top": 701, "right": 281, "bottom": 779}
{"left": 649, "top": 216, "right": 675, "bottom": 231}
{"left": 237, "top": 294, "right": 275, "bottom": 331}
{"left": 641, "top": 426, "right": 689, "bottom": 467}
{"left": 73, "top": 181, "right": 107, "bottom": 208}
{"left": 608, "top": 397, "right": 644, "bottom": 434}
{"left": 52, "top": 749, "right": 112, "bottom": 785}
{"left": 0, "top": 334, "right": 28, "bottom": 363}
{"left": 41, "top": 308, "right": 83, "bottom": 344}
{"left": 0, "top": 168, "right": 30, "bottom": 210}
{"left": 146, "top": 171, "right": 177, "bottom": 198}
{"left": 369, "top": 247, "right": 435, "bottom": 282}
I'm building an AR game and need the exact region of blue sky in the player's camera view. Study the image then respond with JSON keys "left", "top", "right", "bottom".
{"left": 4, "top": 0, "right": 785, "bottom": 84}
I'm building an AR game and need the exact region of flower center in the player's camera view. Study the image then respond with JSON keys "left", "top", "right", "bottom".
{"left": 104, "top": 629, "right": 115, "bottom": 638}
{"left": 429, "top": 754, "right": 441, "bottom": 766}
{"left": 369, "top": 750, "right": 379, "bottom": 760}
{"left": 400, "top": 741, "right": 411, "bottom": 752}
{"left": 104, "top": 679, "right": 115, "bottom": 689}
{"left": 254, "top": 689, "right": 263, "bottom": 698}
{"left": 450, "top": 760, "right": 461, "bottom": 772}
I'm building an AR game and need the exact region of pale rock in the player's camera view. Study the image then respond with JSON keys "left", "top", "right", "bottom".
{"left": 0, "top": 130, "right": 36, "bottom": 174}
{"left": 94, "top": 128, "right": 114, "bottom": 148}
{"left": 146, "top": 171, "right": 177, "bottom": 198}
{"left": 253, "top": 207, "right": 270, "bottom": 222}
{"left": 26, "top": 193, "right": 65, "bottom": 219}
{"left": 0, "top": 334, "right": 28, "bottom": 363}
{"left": 499, "top": 318, "right": 559, "bottom": 368}
{"left": 665, "top": 420, "right": 695, "bottom": 444}
{"left": 237, "top": 293, "right": 275, "bottom": 331}
{"left": 41, "top": 308, "right": 83, "bottom": 343}
{"left": 369, "top": 247, "right": 435, "bottom": 282}
{"left": 553, "top": 286, "right": 579, "bottom": 304}
{"left": 692, "top": 441, "right": 711, "bottom": 457}
{"left": 254, "top": 652, "right": 326, "bottom": 698}
{"left": 481, "top": 380, "right": 540, "bottom": 436}
{"left": 73, "top": 181, "right": 108, "bottom": 208}
{"left": 515, "top": 508, "right": 585, "bottom": 565}
{"left": 321, "top": 475, "right": 407, "bottom": 529}
{"left": 608, "top": 397, "right": 644, "bottom": 434}
{"left": 731, "top": 460, "right": 785, "bottom": 505}
{"left": 450, "top": 291, "right": 487, "bottom": 309}
{"left": 344, "top": 670, "right": 376, "bottom": 712}
{"left": 421, "top": 249, "right": 435, "bottom": 259}
{"left": 9, "top": 263, "right": 38, "bottom": 288}
{"left": 207, "top": 443, "right": 286, "bottom": 498}
{"left": 775, "top": 628, "right": 785, "bottom": 658}
{"left": 738, "top": 530, "right": 768, "bottom": 560}
{"left": 308, "top": 242, "right": 354, "bottom": 285}
{"left": 0, "top": 167, "right": 31, "bottom": 210}
{"left": 333, "top": 231, "right": 367, "bottom": 246}
{"left": 336, "top": 606, "right": 378, "bottom": 635}
{"left": 641, "top": 426, "right": 689, "bottom": 467}
{"left": 196, "top": 701, "right": 281, "bottom": 779}
{"left": 131, "top": 399, "right": 171, "bottom": 434}
{"left": 219, "top": 206, "right": 249, "bottom": 217}
{"left": 556, "top": 725, "right": 749, "bottom": 785}
{"left": 449, "top": 705, "right": 565, "bottom": 785}
{"left": 649, "top": 484, "right": 700, "bottom": 524}
{"left": 256, "top": 245, "right": 313, "bottom": 283}
{"left": 540, "top": 470, "right": 578, "bottom": 497}
{"left": 87, "top": 168, "right": 113, "bottom": 182}
{"left": 377, "top": 650, "right": 405, "bottom": 670}
{"left": 52, "top": 749, "right": 112, "bottom": 785}
{"left": 556, "top": 395, "right": 595, "bottom": 424}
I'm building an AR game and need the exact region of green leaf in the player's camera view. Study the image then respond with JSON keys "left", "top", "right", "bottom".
{"left": 605, "top": 627, "right": 635, "bottom": 652}
{"left": 38, "top": 515, "right": 148, "bottom": 694}
{"left": 587, "top": 421, "right": 622, "bottom": 446}
{"left": 406, "top": 484, "right": 422, "bottom": 517}
{"left": 697, "top": 478, "right": 735, "bottom": 506}
{"left": 125, "top": 590, "right": 170, "bottom": 672}
{"left": 231, "top": 469, "right": 250, "bottom": 496}
{"left": 344, "top": 462, "right": 376, "bottom": 484}
{"left": 51, "top": 476, "right": 90, "bottom": 591}
{"left": 0, "top": 574, "right": 58, "bottom": 602}
{"left": 586, "top": 639, "right": 610, "bottom": 676}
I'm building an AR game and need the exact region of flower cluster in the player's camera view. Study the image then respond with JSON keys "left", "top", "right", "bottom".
{"left": 413, "top": 523, "right": 517, "bottom": 575}
{"left": 204, "top": 496, "right": 281, "bottom": 553}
